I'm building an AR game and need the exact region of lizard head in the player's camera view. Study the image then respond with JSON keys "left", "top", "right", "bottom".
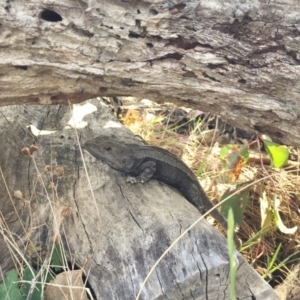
{"left": 84, "top": 137, "right": 136, "bottom": 173}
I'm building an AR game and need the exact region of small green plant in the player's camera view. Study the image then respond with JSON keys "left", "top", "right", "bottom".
{"left": 239, "top": 226, "right": 274, "bottom": 252}
{"left": 220, "top": 181, "right": 252, "bottom": 227}
{"left": 261, "top": 135, "right": 289, "bottom": 168}
{"left": 0, "top": 243, "right": 63, "bottom": 300}
{"left": 263, "top": 244, "right": 300, "bottom": 281}
{"left": 219, "top": 144, "right": 249, "bottom": 183}
{"left": 0, "top": 269, "right": 22, "bottom": 300}
{"left": 20, "top": 267, "right": 47, "bottom": 300}
{"left": 219, "top": 135, "right": 292, "bottom": 231}
{"left": 0, "top": 267, "right": 47, "bottom": 300}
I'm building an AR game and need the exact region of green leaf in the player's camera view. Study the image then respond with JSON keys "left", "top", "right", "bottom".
{"left": 261, "top": 136, "right": 289, "bottom": 168}
{"left": 227, "top": 209, "right": 237, "bottom": 300}
{"left": 263, "top": 251, "right": 300, "bottom": 281}
{"left": 20, "top": 267, "right": 34, "bottom": 296}
{"left": 20, "top": 267, "right": 44, "bottom": 300}
{"left": 52, "top": 244, "right": 64, "bottom": 272}
{"left": 44, "top": 269, "right": 55, "bottom": 283}
{"left": 267, "top": 243, "right": 282, "bottom": 271}
{"left": 0, "top": 269, "right": 22, "bottom": 300}
{"left": 220, "top": 181, "right": 252, "bottom": 226}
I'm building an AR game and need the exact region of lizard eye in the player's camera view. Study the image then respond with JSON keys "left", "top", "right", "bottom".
{"left": 104, "top": 147, "right": 112, "bottom": 151}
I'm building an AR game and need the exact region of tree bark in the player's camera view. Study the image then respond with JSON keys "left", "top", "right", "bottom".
{"left": 0, "top": 100, "right": 277, "bottom": 299}
{"left": 1, "top": 0, "right": 300, "bottom": 147}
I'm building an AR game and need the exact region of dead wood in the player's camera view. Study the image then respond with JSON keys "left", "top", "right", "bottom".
{"left": 0, "top": 1, "right": 300, "bottom": 147}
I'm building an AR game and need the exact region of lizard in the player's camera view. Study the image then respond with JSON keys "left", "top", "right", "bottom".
{"left": 84, "top": 135, "right": 229, "bottom": 232}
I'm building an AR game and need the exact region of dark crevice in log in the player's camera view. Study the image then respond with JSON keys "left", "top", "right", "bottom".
{"left": 40, "top": 9, "right": 62, "bottom": 22}
{"left": 129, "top": 31, "right": 142, "bottom": 38}
{"left": 238, "top": 78, "right": 247, "bottom": 84}
{"left": 202, "top": 72, "right": 220, "bottom": 82}
{"left": 169, "top": 3, "right": 186, "bottom": 14}
{"left": 154, "top": 52, "right": 184, "bottom": 61}
{"left": 149, "top": 8, "right": 158, "bottom": 16}
{"left": 69, "top": 24, "right": 94, "bottom": 38}
{"left": 183, "top": 71, "right": 197, "bottom": 78}
{"left": 14, "top": 65, "right": 28, "bottom": 70}
{"left": 166, "top": 36, "right": 210, "bottom": 50}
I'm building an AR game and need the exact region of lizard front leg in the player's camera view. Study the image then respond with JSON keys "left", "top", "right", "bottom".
{"left": 126, "top": 161, "right": 156, "bottom": 184}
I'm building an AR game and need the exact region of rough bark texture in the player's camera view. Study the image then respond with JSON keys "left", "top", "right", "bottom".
{"left": 1, "top": 0, "right": 300, "bottom": 147}
{"left": 0, "top": 100, "right": 277, "bottom": 299}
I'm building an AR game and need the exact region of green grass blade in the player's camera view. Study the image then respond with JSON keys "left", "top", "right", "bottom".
{"left": 227, "top": 208, "right": 236, "bottom": 300}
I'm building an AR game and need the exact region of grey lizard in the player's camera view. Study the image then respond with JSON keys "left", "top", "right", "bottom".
{"left": 84, "top": 135, "right": 228, "bottom": 232}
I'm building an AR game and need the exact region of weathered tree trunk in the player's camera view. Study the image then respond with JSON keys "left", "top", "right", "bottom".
{"left": 0, "top": 100, "right": 277, "bottom": 299}
{"left": 1, "top": 0, "right": 300, "bottom": 147}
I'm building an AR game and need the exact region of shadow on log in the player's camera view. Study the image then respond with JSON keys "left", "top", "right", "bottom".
{"left": 0, "top": 99, "right": 277, "bottom": 299}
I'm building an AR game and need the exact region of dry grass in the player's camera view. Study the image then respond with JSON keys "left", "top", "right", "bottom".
{"left": 123, "top": 101, "right": 300, "bottom": 286}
